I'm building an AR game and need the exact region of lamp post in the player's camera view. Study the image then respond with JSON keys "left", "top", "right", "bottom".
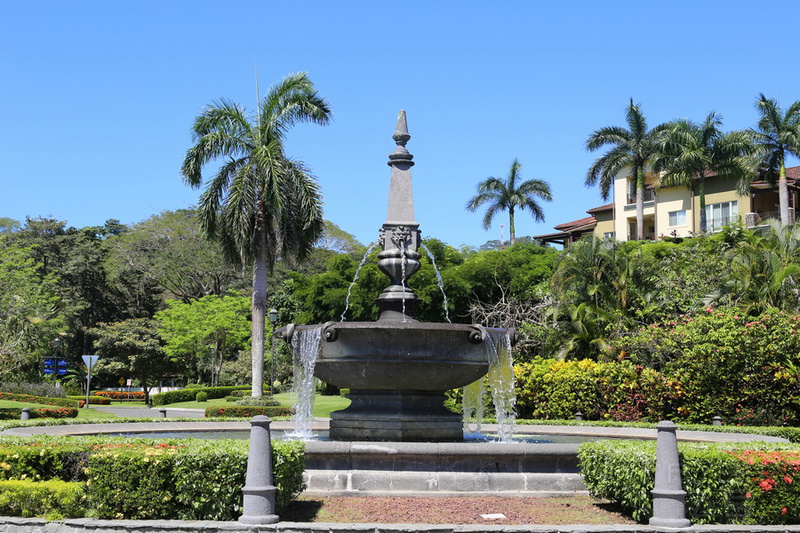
{"left": 268, "top": 308, "right": 278, "bottom": 397}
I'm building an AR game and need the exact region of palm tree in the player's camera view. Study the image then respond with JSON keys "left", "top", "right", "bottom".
{"left": 652, "top": 112, "right": 754, "bottom": 233}
{"left": 466, "top": 158, "right": 552, "bottom": 245}
{"left": 586, "top": 99, "right": 668, "bottom": 240}
{"left": 750, "top": 93, "right": 800, "bottom": 226}
{"left": 181, "top": 72, "right": 331, "bottom": 396}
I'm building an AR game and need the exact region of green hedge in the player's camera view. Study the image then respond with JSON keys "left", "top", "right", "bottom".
{"left": 0, "top": 392, "right": 79, "bottom": 408}
{"left": 204, "top": 406, "right": 292, "bottom": 418}
{"left": 68, "top": 395, "right": 111, "bottom": 405}
{"left": 0, "top": 479, "right": 86, "bottom": 519}
{"left": 0, "top": 435, "right": 305, "bottom": 520}
{"left": 151, "top": 386, "right": 250, "bottom": 406}
{"left": 0, "top": 407, "right": 78, "bottom": 420}
{"left": 579, "top": 440, "right": 800, "bottom": 524}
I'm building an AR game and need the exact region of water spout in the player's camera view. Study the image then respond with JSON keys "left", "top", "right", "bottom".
{"left": 288, "top": 326, "right": 323, "bottom": 439}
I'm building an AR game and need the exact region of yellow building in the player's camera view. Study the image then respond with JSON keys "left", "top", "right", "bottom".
{"left": 537, "top": 166, "right": 800, "bottom": 245}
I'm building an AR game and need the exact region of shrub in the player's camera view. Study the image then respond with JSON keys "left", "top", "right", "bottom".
{"left": 0, "top": 436, "right": 305, "bottom": 520}
{"left": 514, "top": 358, "right": 677, "bottom": 421}
{"left": 0, "top": 407, "right": 78, "bottom": 420}
{"left": 204, "top": 406, "right": 292, "bottom": 418}
{"left": 0, "top": 392, "right": 78, "bottom": 408}
{"left": 0, "top": 479, "right": 85, "bottom": 519}
{"left": 195, "top": 391, "right": 208, "bottom": 402}
{"left": 613, "top": 308, "right": 800, "bottom": 424}
{"left": 92, "top": 391, "right": 146, "bottom": 401}
{"left": 235, "top": 396, "right": 279, "bottom": 407}
{"left": 578, "top": 440, "right": 800, "bottom": 524}
{"left": 0, "top": 382, "right": 65, "bottom": 398}
{"left": 68, "top": 395, "right": 110, "bottom": 405}
{"left": 151, "top": 386, "right": 250, "bottom": 406}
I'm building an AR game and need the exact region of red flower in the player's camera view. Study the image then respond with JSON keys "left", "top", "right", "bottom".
{"left": 782, "top": 507, "right": 788, "bottom": 515}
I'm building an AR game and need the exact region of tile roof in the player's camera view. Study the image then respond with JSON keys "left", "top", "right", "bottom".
{"left": 554, "top": 216, "right": 596, "bottom": 231}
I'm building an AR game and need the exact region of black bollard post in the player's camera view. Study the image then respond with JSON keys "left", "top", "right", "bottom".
{"left": 649, "top": 420, "right": 691, "bottom": 528}
{"left": 238, "top": 415, "right": 279, "bottom": 525}
{"left": 159, "top": 408, "right": 167, "bottom": 418}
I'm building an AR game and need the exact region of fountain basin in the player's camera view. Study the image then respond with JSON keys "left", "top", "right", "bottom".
{"left": 278, "top": 322, "right": 513, "bottom": 442}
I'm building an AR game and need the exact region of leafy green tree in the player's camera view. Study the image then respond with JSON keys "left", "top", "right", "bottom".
{"left": 653, "top": 112, "right": 754, "bottom": 232}
{"left": 466, "top": 159, "right": 552, "bottom": 245}
{"left": 0, "top": 240, "right": 64, "bottom": 380}
{"left": 104, "top": 209, "right": 247, "bottom": 302}
{"left": 180, "top": 72, "right": 331, "bottom": 396}
{"left": 586, "top": 99, "right": 668, "bottom": 240}
{"left": 155, "top": 294, "right": 251, "bottom": 386}
{"left": 750, "top": 93, "right": 800, "bottom": 225}
{"left": 90, "top": 318, "right": 174, "bottom": 403}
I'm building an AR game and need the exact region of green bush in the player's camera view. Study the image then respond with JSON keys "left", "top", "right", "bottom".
{"left": 0, "top": 407, "right": 79, "bottom": 420}
{"left": 514, "top": 358, "right": 677, "bottom": 421}
{"left": 195, "top": 391, "right": 208, "bottom": 402}
{"left": 151, "top": 386, "right": 250, "bottom": 406}
{"left": 204, "top": 406, "right": 292, "bottom": 418}
{"left": 0, "top": 392, "right": 79, "bottom": 408}
{"left": 578, "top": 440, "right": 800, "bottom": 524}
{"left": 87, "top": 438, "right": 304, "bottom": 519}
{"left": 0, "top": 479, "right": 86, "bottom": 519}
{"left": 184, "top": 384, "right": 206, "bottom": 389}
{"left": 68, "top": 395, "right": 111, "bottom": 405}
{"left": 235, "top": 396, "right": 279, "bottom": 407}
{"left": 0, "top": 435, "right": 305, "bottom": 520}
{"left": 613, "top": 308, "right": 800, "bottom": 424}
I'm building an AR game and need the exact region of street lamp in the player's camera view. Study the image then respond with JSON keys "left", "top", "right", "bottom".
{"left": 268, "top": 308, "right": 278, "bottom": 396}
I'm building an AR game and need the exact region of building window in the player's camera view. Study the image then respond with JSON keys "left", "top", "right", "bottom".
{"left": 668, "top": 210, "right": 686, "bottom": 227}
{"left": 603, "top": 231, "right": 615, "bottom": 240}
{"left": 705, "top": 201, "right": 738, "bottom": 232}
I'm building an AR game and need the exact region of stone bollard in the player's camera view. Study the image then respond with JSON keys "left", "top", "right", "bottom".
{"left": 649, "top": 420, "right": 691, "bottom": 528}
{"left": 574, "top": 411, "right": 584, "bottom": 421}
{"left": 159, "top": 408, "right": 167, "bottom": 418}
{"left": 238, "top": 415, "right": 279, "bottom": 525}
{"left": 20, "top": 408, "right": 30, "bottom": 421}
{"left": 712, "top": 416, "right": 723, "bottom": 426}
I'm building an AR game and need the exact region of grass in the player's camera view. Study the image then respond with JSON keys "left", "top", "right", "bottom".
{"left": 163, "top": 392, "right": 351, "bottom": 417}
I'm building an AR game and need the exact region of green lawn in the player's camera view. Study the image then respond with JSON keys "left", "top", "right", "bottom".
{"left": 165, "top": 392, "right": 351, "bottom": 418}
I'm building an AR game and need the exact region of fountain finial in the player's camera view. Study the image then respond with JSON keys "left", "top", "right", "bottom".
{"left": 388, "top": 110, "right": 414, "bottom": 166}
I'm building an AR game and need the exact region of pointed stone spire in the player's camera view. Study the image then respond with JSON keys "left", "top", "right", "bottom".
{"left": 385, "top": 110, "right": 416, "bottom": 224}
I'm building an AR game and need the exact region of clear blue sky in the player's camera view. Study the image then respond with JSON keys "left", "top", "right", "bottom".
{"left": 2, "top": 1, "right": 799, "bottom": 249}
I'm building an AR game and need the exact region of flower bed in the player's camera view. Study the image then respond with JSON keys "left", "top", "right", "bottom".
{"left": 92, "top": 391, "right": 145, "bottom": 401}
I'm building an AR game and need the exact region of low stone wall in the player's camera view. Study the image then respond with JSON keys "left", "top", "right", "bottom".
{"left": 2, "top": 517, "right": 800, "bottom": 533}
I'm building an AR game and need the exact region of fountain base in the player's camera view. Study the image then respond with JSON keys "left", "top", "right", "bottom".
{"left": 330, "top": 390, "right": 462, "bottom": 442}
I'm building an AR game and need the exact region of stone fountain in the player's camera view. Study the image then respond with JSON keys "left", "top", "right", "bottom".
{"left": 277, "top": 111, "right": 517, "bottom": 442}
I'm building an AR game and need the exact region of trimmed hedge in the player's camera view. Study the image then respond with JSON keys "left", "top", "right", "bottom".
{"left": 0, "top": 392, "right": 79, "bottom": 408}
{"left": 151, "top": 386, "right": 250, "bottom": 406}
{"left": 68, "top": 395, "right": 110, "bottom": 405}
{"left": 92, "top": 391, "right": 145, "bottom": 401}
{"left": 579, "top": 440, "right": 800, "bottom": 524}
{"left": 0, "top": 435, "right": 305, "bottom": 520}
{"left": 0, "top": 408, "right": 78, "bottom": 420}
{"left": 204, "top": 406, "right": 292, "bottom": 418}
{"left": 0, "top": 479, "right": 86, "bottom": 519}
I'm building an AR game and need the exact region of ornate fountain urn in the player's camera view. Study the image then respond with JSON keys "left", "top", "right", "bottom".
{"left": 277, "top": 111, "right": 514, "bottom": 442}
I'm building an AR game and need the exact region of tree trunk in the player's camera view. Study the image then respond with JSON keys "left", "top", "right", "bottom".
{"left": 635, "top": 167, "right": 645, "bottom": 240}
{"left": 508, "top": 207, "right": 516, "bottom": 246}
{"left": 698, "top": 176, "right": 707, "bottom": 233}
{"left": 251, "top": 218, "right": 268, "bottom": 397}
{"left": 780, "top": 163, "right": 790, "bottom": 226}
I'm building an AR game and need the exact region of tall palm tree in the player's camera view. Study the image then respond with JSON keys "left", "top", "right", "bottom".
{"left": 750, "top": 93, "right": 800, "bottom": 226}
{"left": 181, "top": 72, "right": 331, "bottom": 396}
{"left": 652, "top": 112, "right": 754, "bottom": 233}
{"left": 586, "top": 99, "right": 668, "bottom": 240}
{"left": 466, "top": 158, "right": 552, "bottom": 245}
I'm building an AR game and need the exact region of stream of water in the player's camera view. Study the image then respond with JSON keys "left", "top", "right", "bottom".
{"left": 287, "top": 326, "right": 323, "bottom": 440}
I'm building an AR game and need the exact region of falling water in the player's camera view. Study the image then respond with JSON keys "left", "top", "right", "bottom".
{"left": 288, "top": 326, "right": 323, "bottom": 439}
{"left": 464, "top": 329, "right": 516, "bottom": 441}
{"left": 340, "top": 242, "right": 380, "bottom": 322}
{"left": 485, "top": 329, "right": 517, "bottom": 441}
{"left": 420, "top": 243, "right": 451, "bottom": 323}
{"left": 462, "top": 378, "right": 486, "bottom": 437}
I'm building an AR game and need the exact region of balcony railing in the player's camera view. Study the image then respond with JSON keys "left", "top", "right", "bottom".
{"left": 626, "top": 189, "right": 655, "bottom": 205}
